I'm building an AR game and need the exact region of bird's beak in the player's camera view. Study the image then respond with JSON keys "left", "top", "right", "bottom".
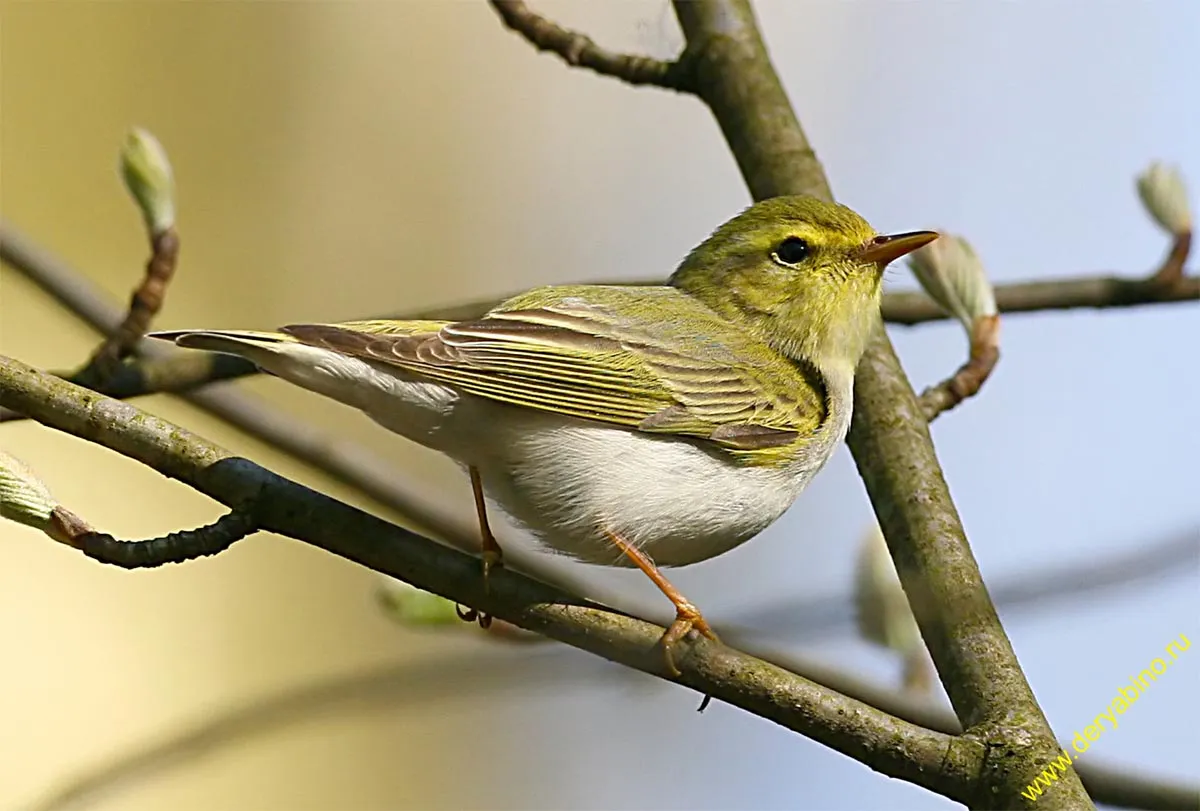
{"left": 857, "top": 230, "right": 939, "bottom": 267}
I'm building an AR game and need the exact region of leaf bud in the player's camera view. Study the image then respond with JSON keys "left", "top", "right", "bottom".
{"left": 376, "top": 577, "right": 463, "bottom": 627}
{"left": 119, "top": 127, "right": 176, "bottom": 235}
{"left": 0, "top": 449, "right": 58, "bottom": 536}
{"left": 853, "top": 523, "right": 921, "bottom": 657}
{"left": 1136, "top": 162, "right": 1192, "bottom": 237}
{"left": 907, "top": 233, "right": 996, "bottom": 331}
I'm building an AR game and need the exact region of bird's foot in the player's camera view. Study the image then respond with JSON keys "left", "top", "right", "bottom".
{"left": 659, "top": 599, "right": 720, "bottom": 677}
{"left": 453, "top": 542, "right": 504, "bottom": 630}
{"left": 455, "top": 602, "right": 493, "bottom": 630}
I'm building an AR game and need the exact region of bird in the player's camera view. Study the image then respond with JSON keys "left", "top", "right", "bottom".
{"left": 152, "top": 195, "right": 936, "bottom": 674}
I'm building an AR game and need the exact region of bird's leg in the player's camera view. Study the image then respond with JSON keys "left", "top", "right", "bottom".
{"left": 461, "top": 465, "right": 502, "bottom": 629}
{"left": 470, "top": 466, "right": 504, "bottom": 580}
{"left": 603, "top": 529, "right": 719, "bottom": 677}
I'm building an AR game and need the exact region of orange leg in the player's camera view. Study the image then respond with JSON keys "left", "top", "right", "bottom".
{"left": 457, "top": 466, "right": 502, "bottom": 629}
{"left": 603, "top": 529, "right": 720, "bottom": 676}
{"left": 470, "top": 466, "right": 504, "bottom": 580}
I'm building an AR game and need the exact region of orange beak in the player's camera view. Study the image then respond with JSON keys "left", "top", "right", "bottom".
{"left": 857, "top": 230, "right": 939, "bottom": 267}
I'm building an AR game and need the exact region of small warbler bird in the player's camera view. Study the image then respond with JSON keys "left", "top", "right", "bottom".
{"left": 153, "top": 196, "right": 935, "bottom": 673}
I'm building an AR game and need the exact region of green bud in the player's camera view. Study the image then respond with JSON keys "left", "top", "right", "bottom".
{"left": 119, "top": 127, "right": 176, "bottom": 235}
{"left": 377, "top": 578, "right": 462, "bottom": 627}
{"left": 853, "top": 524, "right": 921, "bottom": 656}
{"left": 1136, "top": 162, "right": 1192, "bottom": 236}
{"left": 0, "top": 449, "right": 57, "bottom": 534}
{"left": 907, "top": 233, "right": 996, "bottom": 332}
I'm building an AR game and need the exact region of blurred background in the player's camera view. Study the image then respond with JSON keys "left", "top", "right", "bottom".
{"left": 1, "top": 2, "right": 1196, "bottom": 809}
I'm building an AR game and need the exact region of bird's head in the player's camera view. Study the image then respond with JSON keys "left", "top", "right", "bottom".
{"left": 670, "top": 196, "right": 936, "bottom": 377}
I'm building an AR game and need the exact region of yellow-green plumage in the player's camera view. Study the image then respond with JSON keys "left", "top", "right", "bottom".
{"left": 153, "top": 196, "right": 935, "bottom": 574}
{"left": 288, "top": 284, "right": 828, "bottom": 467}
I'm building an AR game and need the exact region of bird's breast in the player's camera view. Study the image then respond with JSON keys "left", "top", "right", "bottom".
{"left": 463, "top": 404, "right": 838, "bottom": 567}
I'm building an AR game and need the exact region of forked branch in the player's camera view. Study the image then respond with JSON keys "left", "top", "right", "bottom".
{"left": 490, "top": 0, "right": 693, "bottom": 91}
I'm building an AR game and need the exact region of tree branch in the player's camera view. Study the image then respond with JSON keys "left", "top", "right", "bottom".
{"left": 918, "top": 314, "right": 1001, "bottom": 420}
{"left": 1150, "top": 231, "right": 1191, "bottom": 287}
{"left": 668, "top": 1, "right": 1090, "bottom": 806}
{"left": 70, "top": 228, "right": 180, "bottom": 389}
{"left": 0, "top": 354, "right": 981, "bottom": 802}
{"left": 47, "top": 504, "right": 259, "bottom": 568}
{"left": 882, "top": 273, "right": 1198, "bottom": 324}
{"left": 489, "top": 0, "right": 693, "bottom": 91}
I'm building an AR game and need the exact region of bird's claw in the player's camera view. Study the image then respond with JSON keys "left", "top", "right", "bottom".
{"left": 659, "top": 600, "right": 720, "bottom": 678}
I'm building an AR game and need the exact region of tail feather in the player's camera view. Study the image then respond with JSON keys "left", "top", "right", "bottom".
{"left": 148, "top": 330, "right": 311, "bottom": 374}
{"left": 147, "top": 329, "right": 384, "bottom": 411}
{"left": 149, "top": 329, "right": 298, "bottom": 356}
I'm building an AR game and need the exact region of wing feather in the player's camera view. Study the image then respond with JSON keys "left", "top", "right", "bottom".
{"left": 282, "top": 287, "right": 827, "bottom": 462}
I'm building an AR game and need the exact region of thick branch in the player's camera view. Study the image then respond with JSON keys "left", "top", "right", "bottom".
{"left": 849, "top": 330, "right": 1085, "bottom": 806}
{"left": 0, "top": 355, "right": 979, "bottom": 801}
{"left": 669, "top": 1, "right": 1090, "bottom": 807}
{"left": 489, "top": 0, "right": 692, "bottom": 91}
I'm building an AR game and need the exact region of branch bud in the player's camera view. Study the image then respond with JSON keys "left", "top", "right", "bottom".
{"left": 906, "top": 233, "right": 997, "bottom": 332}
{"left": 1136, "top": 162, "right": 1192, "bottom": 237}
{"left": 119, "top": 127, "right": 176, "bottom": 235}
{"left": 853, "top": 524, "right": 921, "bottom": 658}
{"left": 0, "top": 449, "right": 58, "bottom": 535}
{"left": 376, "top": 578, "right": 463, "bottom": 627}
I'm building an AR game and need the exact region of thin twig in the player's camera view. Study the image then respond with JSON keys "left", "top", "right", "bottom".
{"left": 0, "top": 356, "right": 983, "bottom": 803}
{"left": 919, "top": 314, "right": 1001, "bottom": 420}
{"left": 71, "top": 228, "right": 180, "bottom": 388}
{"left": 65, "top": 351, "right": 255, "bottom": 399}
{"left": 48, "top": 506, "right": 258, "bottom": 568}
{"left": 883, "top": 272, "right": 1198, "bottom": 324}
{"left": 489, "top": 0, "right": 693, "bottom": 91}
{"left": 1151, "top": 231, "right": 1192, "bottom": 287}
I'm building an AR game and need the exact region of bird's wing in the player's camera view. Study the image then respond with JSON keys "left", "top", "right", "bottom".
{"left": 282, "top": 286, "right": 827, "bottom": 460}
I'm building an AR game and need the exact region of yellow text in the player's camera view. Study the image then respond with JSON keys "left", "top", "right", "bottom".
{"left": 1021, "top": 633, "right": 1190, "bottom": 802}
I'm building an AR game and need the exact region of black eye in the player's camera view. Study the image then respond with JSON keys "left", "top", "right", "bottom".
{"left": 772, "top": 236, "right": 810, "bottom": 266}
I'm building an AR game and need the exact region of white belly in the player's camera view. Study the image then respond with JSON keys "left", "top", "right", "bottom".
{"left": 470, "top": 407, "right": 813, "bottom": 566}
{"left": 265, "top": 349, "right": 836, "bottom": 567}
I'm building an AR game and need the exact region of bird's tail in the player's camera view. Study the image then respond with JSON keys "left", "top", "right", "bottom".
{"left": 149, "top": 329, "right": 375, "bottom": 410}
{"left": 151, "top": 328, "right": 298, "bottom": 360}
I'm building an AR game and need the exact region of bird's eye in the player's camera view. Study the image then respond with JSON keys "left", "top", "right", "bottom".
{"left": 772, "top": 237, "right": 810, "bottom": 267}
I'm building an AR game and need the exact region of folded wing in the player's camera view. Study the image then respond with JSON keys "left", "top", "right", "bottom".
{"left": 282, "top": 286, "right": 827, "bottom": 462}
